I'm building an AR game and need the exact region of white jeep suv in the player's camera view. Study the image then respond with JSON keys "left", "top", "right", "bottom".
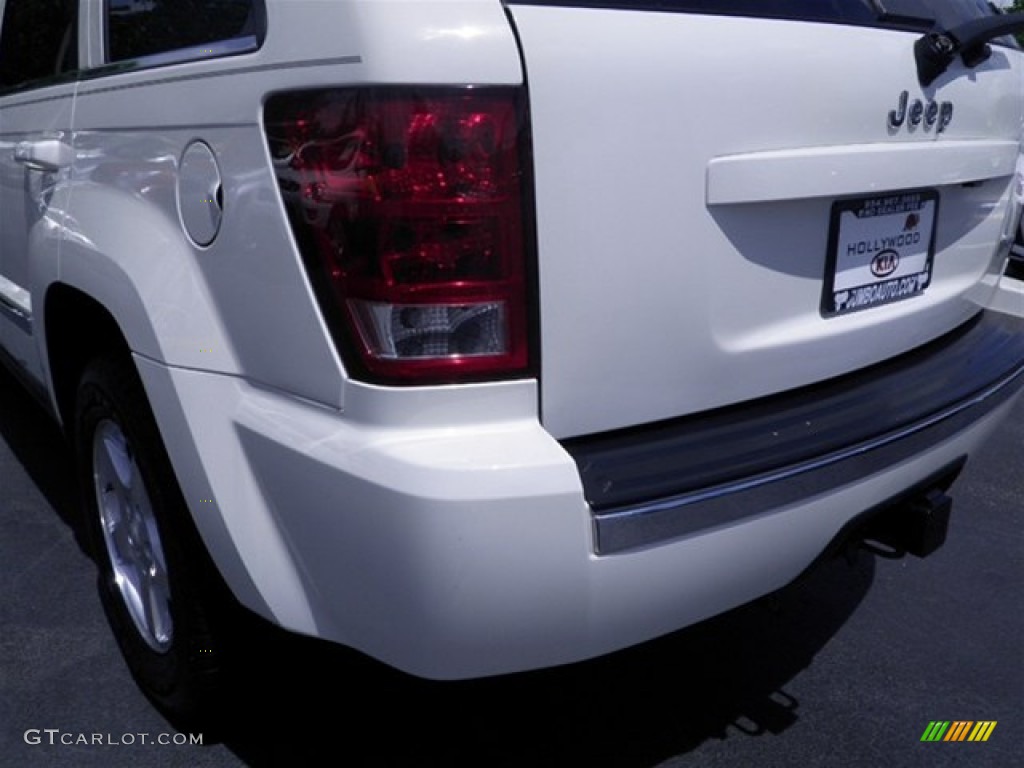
{"left": 1, "top": 0, "right": 1023, "bottom": 723}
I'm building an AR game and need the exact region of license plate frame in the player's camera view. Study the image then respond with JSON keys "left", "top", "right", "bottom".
{"left": 822, "top": 189, "right": 939, "bottom": 317}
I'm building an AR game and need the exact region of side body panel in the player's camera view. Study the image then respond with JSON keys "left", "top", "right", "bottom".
{"left": 0, "top": 47, "right": 76, "bottom": 387}
{"left": 53, "top": 0, "right": 533, "bottom": 623}
{"left": 63, "top": 0, "right": 527, "bottom": 408}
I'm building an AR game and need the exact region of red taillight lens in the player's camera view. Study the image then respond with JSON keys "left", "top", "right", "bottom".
{"left": 265, "top": 87, "right": 532, "bottom": 384}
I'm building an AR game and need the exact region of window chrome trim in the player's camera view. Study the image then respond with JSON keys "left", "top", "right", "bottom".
{"left": 0, "top": 275, "right": 33, "bottom": 334}
{"left": 0, "top": 69, "right": 80, "bottom": 98}
{"left": 97, "top": 34, "right": 261, "bottom": 76}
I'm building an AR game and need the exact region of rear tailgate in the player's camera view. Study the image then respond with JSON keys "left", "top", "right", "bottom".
{"left": 507, "top": 1, "right": 1024, "bottom": 438}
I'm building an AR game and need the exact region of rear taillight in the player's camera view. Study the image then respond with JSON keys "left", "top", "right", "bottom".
{"left": 265, "top": 87, "right": 533, "bottom": 384}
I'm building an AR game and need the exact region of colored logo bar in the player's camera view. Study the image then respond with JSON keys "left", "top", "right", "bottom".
{"left": 921, "top": 721, "right": 997, "bottom": 742}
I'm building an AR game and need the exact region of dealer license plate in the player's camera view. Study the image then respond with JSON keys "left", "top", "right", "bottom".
{"left": 822, "top": 189, "right": 938, "bottom": 316}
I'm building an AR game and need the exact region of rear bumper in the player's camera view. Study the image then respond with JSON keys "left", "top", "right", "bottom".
{"left": 137, "top": 310, "right": 1024, "bottom": 680}
{"left": 565, "top": 311, "right": 1024, "bottom": 553}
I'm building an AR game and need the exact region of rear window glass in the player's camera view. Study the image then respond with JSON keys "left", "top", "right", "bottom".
{"left": 510, "top": 0, "right": 876, "bottom": 24}
{"left": 106, "top": 0, "right": 265, "bottom": 64}
{"left": 877, "top": 1, "right": 1015, "bottom": 28}
{"left": 509, "top": 0, "right": 1015, "bottom": 35}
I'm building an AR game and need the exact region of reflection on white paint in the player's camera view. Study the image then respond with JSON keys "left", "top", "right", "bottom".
{"left": 422, "top": 25, "right": 488, "bottom": 42}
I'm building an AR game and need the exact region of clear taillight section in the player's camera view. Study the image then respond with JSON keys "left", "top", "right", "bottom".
{"left": 264, "top": 87, "right": 533, "bottom": 384}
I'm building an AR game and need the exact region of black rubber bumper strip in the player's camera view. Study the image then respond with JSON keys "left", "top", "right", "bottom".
{"left": 561, "top": 311, "right": 1024, "bottom": 554}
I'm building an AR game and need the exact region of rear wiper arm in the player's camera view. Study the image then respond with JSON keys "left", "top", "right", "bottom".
{"left": 914, "top": 12, "right": 1024, "bottom": 86}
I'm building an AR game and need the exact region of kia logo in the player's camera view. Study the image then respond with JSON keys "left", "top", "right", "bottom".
{"left": 871, "top": 249, "right": 900, "bottom": 278}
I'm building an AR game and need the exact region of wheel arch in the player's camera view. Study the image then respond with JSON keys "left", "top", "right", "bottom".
{"left": 43, "top": 283, "right": 131, "bottom": 435}
{"left": 46, "top": 284, "right": 274, "bottom": 627}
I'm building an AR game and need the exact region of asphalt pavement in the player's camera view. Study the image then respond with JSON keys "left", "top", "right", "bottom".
{"left": 1, "top": 360, "right": 1021, "bottom": 768}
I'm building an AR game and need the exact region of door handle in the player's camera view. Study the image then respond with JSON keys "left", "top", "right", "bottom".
{"left": 14, "top": 139, "right": 74, "bottom": 172}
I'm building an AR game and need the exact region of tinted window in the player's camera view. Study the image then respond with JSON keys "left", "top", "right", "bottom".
{"left": 0, "top": 0, "right": 78, "bottom": 91}
{"left": 510, "top": 0, "right": 876, "bottom": 24}
{"left": 508, "top": 0, "right": 1010, "bottom": 31}
{"left": 878, "top": 0, "right": 1003, "bottom": 24}
{"left": 106, "top": 0, "right": 264, "bottom": 63}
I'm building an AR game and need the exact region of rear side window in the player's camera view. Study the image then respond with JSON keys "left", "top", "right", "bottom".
{"left": 106, "top": 0, "right": 265, "bottom": 64}
{"left": 0, "top": 0, "right": 78, "bottom": 91}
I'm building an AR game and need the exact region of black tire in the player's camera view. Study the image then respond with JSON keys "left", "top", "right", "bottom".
{"left": 75, "top": 354, "right": 230, "bottom": 730}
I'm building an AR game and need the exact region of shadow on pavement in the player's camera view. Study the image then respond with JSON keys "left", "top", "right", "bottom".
{"left": 0, "top": 365, "right": 80, "bottom": 535}
{"left": 216, "top": 549, "right": 874, "bottom": 767}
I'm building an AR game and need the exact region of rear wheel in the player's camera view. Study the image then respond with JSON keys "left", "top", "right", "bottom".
{"left": 92, "top": 416, "right": 174, "bottom": 652}
{"left": 76, "top": 355, "right": 229, "bottom": 728}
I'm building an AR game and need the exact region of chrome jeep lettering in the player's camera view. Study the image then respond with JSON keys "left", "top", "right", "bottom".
{"left": 909, "top": 99, "right": 924, "bottom": 126}
{"left": 938, "top": 101, "right": 954, "bottom": 132}
{"left": 887, "top": 91, "right": 953, "bottom": 133}
{"left": 888, "top": 90, "right": 908, "bottom": 127}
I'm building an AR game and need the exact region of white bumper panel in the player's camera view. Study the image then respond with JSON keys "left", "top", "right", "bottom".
{"left": 135, "top": 358, "right": 1014, "bottom": 679}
